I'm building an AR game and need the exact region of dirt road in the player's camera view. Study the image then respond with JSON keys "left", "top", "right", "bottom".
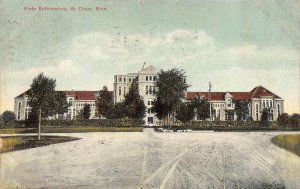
{"left": 1, "top": 129, "right": 299, "bottom": 188}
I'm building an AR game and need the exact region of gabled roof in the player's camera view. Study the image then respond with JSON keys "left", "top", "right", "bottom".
{"left": 15, "top": 89, "right": 31, "bottom": 98}
{"left": 138, "top": 66, "right": 158, "bottom": 74}
{"left": 250, "top": 85, "right": 281, "bottom": 99}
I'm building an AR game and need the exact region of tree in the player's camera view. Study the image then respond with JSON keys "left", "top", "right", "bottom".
{"left": 1, "top": 111, "right": 16, "bottom": 127}
{"left": 277, "top": 113, "right": 290, "bottom": 127}
{"left": 260, "top": 108, "right": 270, "bottom": 127}
{"left": 290, "top": 113, "right": 300, "bottom": 128}
{"left": 107, "top": 102, "right": 125, "bottom": 119}
{"left": 53, "top": 92, "right": 69, "bottom": 116}
{"left": 123, "top": 80, "right": 146, "bottom": 119}
{"left": 225, "top": 109, "right": 235, "bottom": 121}
{"left": 96, "top": 86, "right": 112, "bottom": 118}
{"left": 191, "top": 97, "right": 210, "bottom": 120}
{"left": 176, "top": 102, "right": 194, "bottom": 125}
{"left": 153, "top": 68, "right": 189, "bottom": 126}
{"left": 82, "top": 104, "right": 91, "bottom": 120}
{"left": 28, "top": 73, "right": 68, "bottom": 140}
{"left": 234, "top": 99, "right": 250, "bottom": 121}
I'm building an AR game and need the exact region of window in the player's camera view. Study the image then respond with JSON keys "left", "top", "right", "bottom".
{"left": 124, "top": 78, "right": 126, "bottom": 82}
{"left": 149, "top": 86, "right": 152, "bottom": 94}
{"left": 255, "top": 103, "right": 259, "bottom": 121}
{"left": 68, "top": 98, "right": 74, "bottom": 106}
{"left": 153, "top": 76, "right": 156, "bottom": 81}
{"left": 129, "top": 78, "right": 131, "bottom": 82}
{"left": 149, "top": 76, "right": 152, "bottom": 81}
{"left": 148, "top": 101, "right": 150, "bottom": 105}
{"left": 147, "top": 108, "right": 152, "bottom": 114}
{"left": 124, "top": 87, "right": 126, "bottom": 96}
{"left": 153, "top": 87, "right": 156, "bottom": 94}
{"left": 263, "top": 100, "right": 265, "bottom": 108}
{"left": 270, "top": 110, "right": 274, "bottom": 121}
{"left": 17, "top": 102, "right": 21, "bottom": 120}
{"left": 277, "top": 104, "right": 280, "bottom": 116}
{"left": 146, "top": 76, "right": 148, "bottom": 81}
{"left": 25, "top": 108, "right": 29, "bottom": 120}
{"left": 227, "top": 99, "right": 232, "bottom": 107}
{"left": 151, "top": 101, "right": 154, "bottom": 105}
{"left": 270, "top": 100, "right": 273, "bottom": 107}
{"left": 119, "top": 77, "right": 121, "bottom": 82}
{"left": 119, "top": 87, "right": 121, "bottom": 96}
{"left": 266, "top": 100, "right": 269, "bottom": 107}
{"left": 146, "top": 86, "right": 148, "bottom": 94}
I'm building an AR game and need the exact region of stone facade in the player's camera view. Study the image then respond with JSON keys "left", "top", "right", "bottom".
{"left": 14, "top": 90, "right": 100, "bottom": 120}
{"left": 114, "top": 66, "right": 159, "bottom": 125}
{"left": 187, "top": 85, "right": 284, "bottom": 121}
{"left": 14, "top": 66, "right": 284, "bottom": 124}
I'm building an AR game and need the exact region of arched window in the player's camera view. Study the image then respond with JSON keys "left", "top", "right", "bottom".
{"left": 270, "top": 110, "right": 274, "bottom": 121}
{"left": 255, "top": 103, "right": 259, "bottom": 121}
{"left": 68, "top": 98, "right": 74, "bottom": 106}
{"left": 18, "top": 102, "right": 21, "bottom": 120}
{"left": 227, "top": 98, "right": 232, "bottom": 108}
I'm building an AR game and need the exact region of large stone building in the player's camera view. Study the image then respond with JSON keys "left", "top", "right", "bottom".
{"left": 187, "top": 85, "right": 284, "bottom": 121}
{"left": 14, "top": 66, "right": 284, "bottom": 124}
{"left": 14, "top": 90, "right": 104, "bottom": 120}
{"left": 114, "top": 66, "right": 160, "bottom": 125}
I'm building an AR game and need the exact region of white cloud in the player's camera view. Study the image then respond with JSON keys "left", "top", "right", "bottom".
{"left": 3, "top": 59, "right": 79, "bottom": 80}
{"left": 2, "top": 30, "right": 299, "bottom": 114}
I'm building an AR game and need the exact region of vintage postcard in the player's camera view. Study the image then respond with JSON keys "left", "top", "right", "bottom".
{"left": 0, "top": 0, "right": 299, "bottom": 188}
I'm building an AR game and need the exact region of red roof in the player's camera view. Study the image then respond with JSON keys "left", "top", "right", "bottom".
{"left": 187, "top": 86, "right": 282, "bottom": 101}
{"left": 64, "top": 91, "right": 97, "bottom": 100}
{"left": 187, "top": 92, "right": 225, "bottom": 101}
{"left": 229, "top": 92, "right": 250, "bottom": 100}
{"left": 250, "top": 86, "right": 281, "bottom": 99}
{"left": 16, "top": 90, "right": 113, "bottom": 101}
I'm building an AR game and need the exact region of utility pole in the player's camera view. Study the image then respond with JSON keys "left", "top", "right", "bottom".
{"left": 209, "top": 82, "right": 212, "bottom": 121}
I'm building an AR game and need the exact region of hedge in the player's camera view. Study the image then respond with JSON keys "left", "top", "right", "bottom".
{"left": 0, "top": 119, "right": 144, "bottom": 128}
{"left": 154, "top": 120, "right": 300, "bottom": 131}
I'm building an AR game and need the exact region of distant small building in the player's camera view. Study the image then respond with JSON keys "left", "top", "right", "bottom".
{"left": 14, "top": 90, "right": 112, "bottom": 120}
{"left": 186, "top": 85, "right": 284, "bottom": 121}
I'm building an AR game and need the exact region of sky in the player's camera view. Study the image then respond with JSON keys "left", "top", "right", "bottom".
{"left": 0, "top": 0, "right": 299, "bottom": 114}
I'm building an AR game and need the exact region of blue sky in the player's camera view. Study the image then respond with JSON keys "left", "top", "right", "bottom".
{"left": 0, "top": 0, "right": 299, "bottom": 114}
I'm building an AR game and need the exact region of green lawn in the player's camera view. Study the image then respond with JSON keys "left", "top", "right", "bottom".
{"left": 0, "top": 127, "right": 143, "bottom": 134}
{"left": 0, "top": 135, "right": 80, "bottom": 153}
{"left": 271, "top": 134, "right": 300, "bottom": 157}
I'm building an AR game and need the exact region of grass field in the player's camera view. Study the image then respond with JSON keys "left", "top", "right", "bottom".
{"left": 0, "top": 127, "right": 143, "bottom": 134}
{"left": 0, "top": 135, "right": 80, "bottom": 153}
{"left": 271, "top": 134, "right": 300, "bottom": 157}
